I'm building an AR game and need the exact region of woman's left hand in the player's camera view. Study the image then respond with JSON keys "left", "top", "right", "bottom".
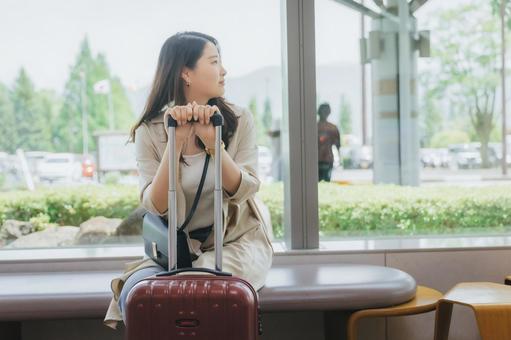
{"left": 191, "top": 102, "right": 220, "bottom": 147}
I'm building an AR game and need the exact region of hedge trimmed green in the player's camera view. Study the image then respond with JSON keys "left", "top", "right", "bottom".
{"left": 2, "top": 183, "right": 511, "bottom": 238}
{"left": 256, "top": 182, "right": 511, "bottom": 238}
{"left": 0, "top": 185, "right": 138, "bottom": 231}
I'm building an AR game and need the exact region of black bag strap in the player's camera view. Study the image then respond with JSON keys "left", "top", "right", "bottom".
{"left": 177, "top": 152, "right": 211, "bottom": 232}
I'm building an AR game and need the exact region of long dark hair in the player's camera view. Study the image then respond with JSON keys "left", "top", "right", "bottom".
{"left": 128, "top": 31, "right": 238, "bottom": 159}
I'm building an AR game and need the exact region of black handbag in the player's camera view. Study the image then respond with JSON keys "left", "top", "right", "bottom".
{"left": 142, "top": 152, "right": 212, "bottom": 269}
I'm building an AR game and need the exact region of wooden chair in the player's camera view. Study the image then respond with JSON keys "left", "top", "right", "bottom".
{"left": 347, "top": 285, "right": 442, "bottom": 340}
{"left": 434, "top": 282, "right": 511, "bottom": 340}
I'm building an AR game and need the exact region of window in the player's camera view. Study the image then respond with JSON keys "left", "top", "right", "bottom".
{"left": 0, "top": 0, "right": 286, "bottom": 250}
{"left": 315, "top": 0, "right": 511, "bottom": 243}
{"left": 3, "top": 0, "right": 509, "bottom": 255}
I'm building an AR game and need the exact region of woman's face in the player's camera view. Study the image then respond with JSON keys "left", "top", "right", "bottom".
{"left": 183, "top": 41, "right": 227, "bottom": 100}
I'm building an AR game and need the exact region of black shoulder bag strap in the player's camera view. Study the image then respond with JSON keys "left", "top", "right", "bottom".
{"left": 170, "top": 152, "right": 211, "bottom": 268}
{"left": 178, "top": 153, "right": 211, "bottom": 232}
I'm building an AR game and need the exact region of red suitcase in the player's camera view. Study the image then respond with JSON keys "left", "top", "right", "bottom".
{"left": 125, "top": 110, "right": 262, "bottom": 340}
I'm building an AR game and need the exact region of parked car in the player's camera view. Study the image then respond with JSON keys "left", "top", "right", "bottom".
{"left": 0, "top": 152, "right": 8, "bottom": 173}
{"left": 420, "top": 148, "right": 438, "bottom": 168}
{"left": 25, "top": 151, "right": 50, "bottom": 182}
{"left": 420, "top": 148, "right": 450, "bottom": 168}
{"left": 448, "top": 143, "right": 481, "bottom": 169}
{"left": 436, "top": 148, "right": 451, "bottom": 168}
{"left": 340, "top": 145, "right": 373, "bottom": 169}
{"left": 37, "top": 153, "right": 82, "bottom": 183}
{"left": 357, "top": 145, "right": 373, "bottom": 169}
{"left": 488, "top": 142, "right": 511, "bottom": 167}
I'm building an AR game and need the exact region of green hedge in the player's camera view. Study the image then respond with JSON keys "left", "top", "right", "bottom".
{"left": 316, "top": 183, "right": 511, "bottom": 237}
{"left": 259, "top": 182, "right": 511, "bottom": 237}
{"left": 2, "top": 183, "right": 511, "bottom": 238}
{"left": 0, "top": 185, "right": 138, "bottom": 230}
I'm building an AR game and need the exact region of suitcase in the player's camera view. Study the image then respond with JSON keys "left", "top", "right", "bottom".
{"left": 125, "top": 110, "right": 262, "bottom": 340}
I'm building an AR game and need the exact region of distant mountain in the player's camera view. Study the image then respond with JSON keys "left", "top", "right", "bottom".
{"left": 125, "top": 62, "right": 368, "bottom": 138}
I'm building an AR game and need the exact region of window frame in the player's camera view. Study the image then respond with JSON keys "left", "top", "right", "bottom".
{"left": 281, "top": 0, "right": 320, "bottom": 250}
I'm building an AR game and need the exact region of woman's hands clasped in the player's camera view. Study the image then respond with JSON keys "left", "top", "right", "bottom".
{"left": 163, "top": 101, "right": 219, "bottom": 147}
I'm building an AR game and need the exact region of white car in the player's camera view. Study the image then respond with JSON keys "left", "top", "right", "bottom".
{"left": 25, "top": 151, "right": 50, "bottom": 181}
{"left": 37, "top": 153, "right": 82, "bottom": 184}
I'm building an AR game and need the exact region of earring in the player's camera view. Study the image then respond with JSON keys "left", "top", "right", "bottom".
{"left": 186, "top": 81, "right": 190, "bottom": 87}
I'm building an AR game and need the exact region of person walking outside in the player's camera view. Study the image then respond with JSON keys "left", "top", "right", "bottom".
{"left": 317, "top": 103, "right": 341, "bottom": 182}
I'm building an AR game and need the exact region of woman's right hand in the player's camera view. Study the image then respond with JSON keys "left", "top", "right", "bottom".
{"left": 163, "top": 103, "right": 194, "bottom": 143}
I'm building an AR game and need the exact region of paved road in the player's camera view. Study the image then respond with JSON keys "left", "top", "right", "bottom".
{"left": 330, "top": 167, "right": 511, "bottom": 186}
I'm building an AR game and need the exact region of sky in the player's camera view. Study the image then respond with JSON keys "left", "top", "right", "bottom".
{"left": 0, "top": 0, "right": 369, "bottom": 93}
{"left": 0, "top": 0, "right": 462, "bottom": 93}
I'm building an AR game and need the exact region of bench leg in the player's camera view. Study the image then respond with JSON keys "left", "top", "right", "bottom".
{"left": 434, "top": 302, "right": 453, "bottom": 340}
{"left": 474, "top": 306, "right": 511, "bottom": 340}
{"left": 324, "top": 310, "right": 349, "bottom": 340}
{"left": 346, "top": 311, "right": 362, "bottom": 340}
{"left": 0, "top": 321, "right": 21, "bottom": 340}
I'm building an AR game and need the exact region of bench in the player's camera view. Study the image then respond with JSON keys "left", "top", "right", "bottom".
{"left": 0, "top": 263, "right": 416, "bottom": 321}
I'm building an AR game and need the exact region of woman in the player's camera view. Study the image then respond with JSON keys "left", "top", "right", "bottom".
{"left": 103, "top": 31, "right": 275, "bottom": 330}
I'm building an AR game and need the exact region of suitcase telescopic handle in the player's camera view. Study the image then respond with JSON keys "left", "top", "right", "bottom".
{"left": 166, "top": 112, "right": 224, "bottom": 127}
{"left": 155, "top": 267, "right": 232, "bottom": 277}
{"left": 166, "top": 109, "right": 226, "bottom": 273}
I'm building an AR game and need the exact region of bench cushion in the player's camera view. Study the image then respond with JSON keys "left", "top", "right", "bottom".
{"left": 259, "top": 263, "right": 416, "bottom": 311}
{"left": 0, "top": 264, "right": 416, "bottom": 320}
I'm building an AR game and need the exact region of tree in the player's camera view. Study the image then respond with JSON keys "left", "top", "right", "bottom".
{"left": 37, "top": 89, "right": 62, "bottom": 152}
{"left": 418, "top": 71, "right": 443, "bottom": 147}
{"left": 10, "top": 68, "right": 52, "bottom": 152}
{"left": 248, "top": 96, "right": 268, "bottom": 146}
{"left": 0, "top": 83, "right": 17, "bottom": 153}
{"left": 262, "top": 96, "right": 272, "bottom": 132}
{"left": 424, "top": 1, "right": 502, "bottom": 167}
{"left": 248, "top": 96, "right": 259, "bottom": 123}
{"left": 491, "top": 0, "right": 511, "bottom": 172}
{"left": 53, "top": 38, "right": 93, "bottom": 152}
{"left": 95, "top": 52, "right": 134, "bottom": 131}
{"left": 55, "top": 36, "right": 134, "bottom": 153}
{"left": 338, "top": 94, "right": 352, "bottom": 134}
{"left": 430, "top": 130, "right": 470, "bottom": 148}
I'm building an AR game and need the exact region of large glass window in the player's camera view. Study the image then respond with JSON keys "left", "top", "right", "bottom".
{"left": 315, "top": 0, "right": 511, "bottom": 242}
{"left": 4, "top": 0, "right": 509, "bottom": 254}
{"left": 315, "top": 0, "right": 374, "bottom": 240}
{"left": 0, "top": 0, "right": 286, "bottom": 250}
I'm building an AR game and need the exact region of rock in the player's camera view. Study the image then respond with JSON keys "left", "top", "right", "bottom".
{"left": 74, "top": 216, "right": 123, "bottom": 244}
{"left": 0, "top": 220, "right": 34, "bottom": 240}
{"left": 115, "top": 207, "right": 146, "bottom": 236}
{"left": 5, "top": 226, "right": 79, "bottom": 248}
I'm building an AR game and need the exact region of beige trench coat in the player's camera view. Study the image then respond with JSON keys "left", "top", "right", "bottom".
{"left": 103, "top": 102, "right": 275, "bottom": 330}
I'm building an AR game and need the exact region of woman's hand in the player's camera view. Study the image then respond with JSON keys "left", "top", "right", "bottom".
{"left": 191, "top": 102, "right": 220, "bottom": 147}
{"left": 163, "top": 103, "right": 194, "bottom": 143}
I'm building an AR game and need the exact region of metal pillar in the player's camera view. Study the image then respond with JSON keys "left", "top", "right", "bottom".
{"left": 369, "top": 0, "right": 420, "bottom": 185}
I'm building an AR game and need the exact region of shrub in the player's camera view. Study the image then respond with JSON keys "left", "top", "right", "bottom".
{"left": 2, "top": 183, "right": 511, "bottom": 239}
{"left": 0, "top": 185, "right": 138, "bottom": 228}
{"left": 430, "top": 130, "right": 470, "bottom": 148}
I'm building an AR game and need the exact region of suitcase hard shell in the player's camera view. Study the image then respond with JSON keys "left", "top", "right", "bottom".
{"left": 126, "top": 273, "right": 261, "bottom": 339}
{"left": 125, "top": 109, "right": 262, "bottom": 340}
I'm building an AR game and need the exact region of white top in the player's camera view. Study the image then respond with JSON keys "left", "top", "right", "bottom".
{"left": 180, "top": 151, "right": 215, "bottom": 232}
